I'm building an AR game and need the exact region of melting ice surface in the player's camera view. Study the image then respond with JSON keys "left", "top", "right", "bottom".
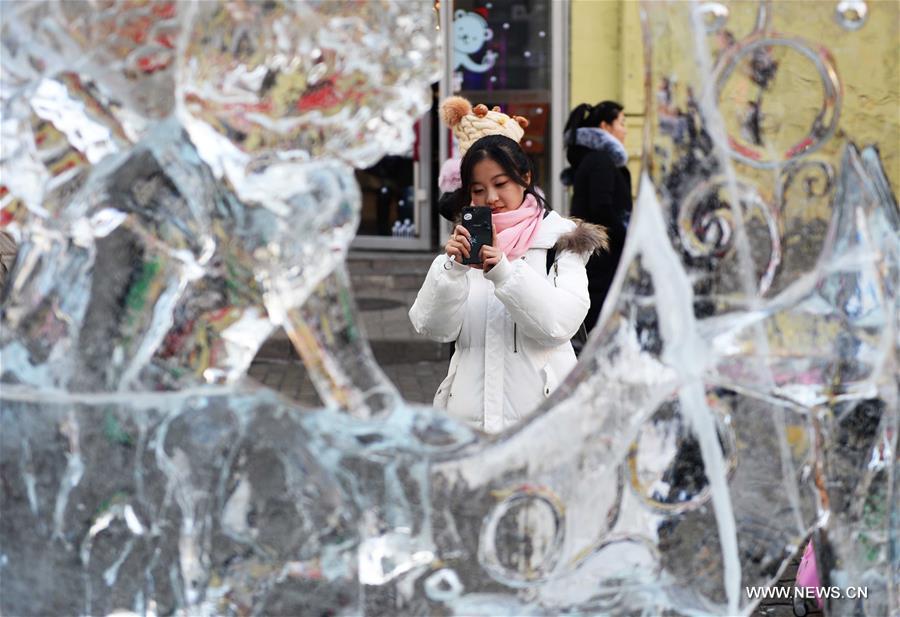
{"left": 1, "top": 1, "right": 897, "bottom": 615}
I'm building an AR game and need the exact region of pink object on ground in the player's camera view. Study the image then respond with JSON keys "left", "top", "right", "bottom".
{"left": 795, "top": 540, "right": 824, "bottom": 609}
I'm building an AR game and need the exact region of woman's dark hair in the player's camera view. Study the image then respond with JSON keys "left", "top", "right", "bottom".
{"left": 455, "top": 134, "right": 548, "bottom": 217}
{"left": 561, "top": 100, "right": 624, "bottom": 184}
{"left": 563, "top": 100, "right": 624, "bottom": 145}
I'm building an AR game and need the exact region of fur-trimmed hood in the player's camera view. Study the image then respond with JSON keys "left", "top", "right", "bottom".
{"left": 571, "top": 127, "right": 628, "bottom": 167}
{"left": 531, "top": 210, "right": 608, "bottom": 255}
{"left": 554, "top": 218, "right": 609, "bottom": 255}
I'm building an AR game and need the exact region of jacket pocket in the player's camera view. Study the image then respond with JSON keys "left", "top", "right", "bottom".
{"left": 434, "top": 374, "right": 455, "bottom": 409}
{"left": 434, "top": 350, "right": 461, "bottom": 409}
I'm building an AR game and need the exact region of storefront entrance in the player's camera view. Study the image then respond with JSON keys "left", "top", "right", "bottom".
{"left": 352, "top": 1, "right": 568, "bottom": 252}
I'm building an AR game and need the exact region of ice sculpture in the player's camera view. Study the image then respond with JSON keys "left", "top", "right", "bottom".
{"left": 1, "top": 1, "right": 897, "bottom": 616}
{"left": 1, "top": 0, "right": 442, "bottom": 613}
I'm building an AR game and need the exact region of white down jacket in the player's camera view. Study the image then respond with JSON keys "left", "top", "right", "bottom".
{"left": 409, "top": 211, "right": 606, "bottom": 434}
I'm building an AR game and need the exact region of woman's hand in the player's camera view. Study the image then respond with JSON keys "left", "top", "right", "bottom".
{"left": 445, "top": 224, "right": 471, "bottom": 263}
{"left": 480, "top": 229, "right": 503, "bottom": 273}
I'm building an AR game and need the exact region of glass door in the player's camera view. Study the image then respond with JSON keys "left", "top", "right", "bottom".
{"left": 352, "top": 111, "right": 435, "bottom": 251}
{"left": 440, "top": 0, "right": 568, "bottom": 238}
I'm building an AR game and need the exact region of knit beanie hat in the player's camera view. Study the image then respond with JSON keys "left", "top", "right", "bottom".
{"left": 440, "top": 96, "right": 529, "bottom": 156}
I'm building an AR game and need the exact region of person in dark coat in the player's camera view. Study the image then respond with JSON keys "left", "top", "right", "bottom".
{"left": 561, "top": 100, "right": 632, "bottom": 333}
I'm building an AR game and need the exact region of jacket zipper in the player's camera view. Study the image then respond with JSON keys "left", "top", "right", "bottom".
{"left": 513, "top": 323, "right": 517, "bottom": 353}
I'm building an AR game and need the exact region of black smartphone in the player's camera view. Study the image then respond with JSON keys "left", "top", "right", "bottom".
{"left": 460, "top": 206, "right": 493, "bottom": 265}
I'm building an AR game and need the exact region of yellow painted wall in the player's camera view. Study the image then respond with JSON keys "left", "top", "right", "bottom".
{"left": 569, "top": 0, "right": 645, "bottom": 191}
{"left": 570, "top": 0, "right": 622, "bottom": 105}
{"left": 570, "top": 0, "right": 899, "bottom": 194}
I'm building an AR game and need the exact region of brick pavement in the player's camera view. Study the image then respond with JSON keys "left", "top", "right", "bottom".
{"left": 247, "top": 351, "right": 447, "bottom": 408}
{"left": 249, "top": 251, "right": 449, "bottom": 407}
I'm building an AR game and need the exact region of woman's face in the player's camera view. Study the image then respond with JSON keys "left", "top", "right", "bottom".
{"left": 600, "top": 111, "right": 627, "bottom": 145}
{"left": 470, "top": 158, "right": 530, "bottom": 214}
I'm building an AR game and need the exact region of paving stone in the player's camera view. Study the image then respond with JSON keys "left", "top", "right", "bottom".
{"left": 391, "top": 273, "right": 427, "bottom": 290}
{"left": 352, "top": 275, "right": 395, "bottom": 291}
{"left": 381, "top": 307, "right": 413, "bottom": 321}
{"left": 348, "top": 255, "right": 435, "bottom": 276}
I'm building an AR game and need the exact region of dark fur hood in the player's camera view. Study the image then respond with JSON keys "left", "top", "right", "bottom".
{"left": 560, "top": 128, "right": 628, "bottom": 186}
{"left": 554, "top": 219, "right": 609, "bottom": 255}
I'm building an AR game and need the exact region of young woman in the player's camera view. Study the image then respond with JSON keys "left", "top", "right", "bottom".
{"left": 561, "top": 101, "right": 632, "bottom": 333}
{"left": 409, "top": 135, "right": 606, "bottom": 434}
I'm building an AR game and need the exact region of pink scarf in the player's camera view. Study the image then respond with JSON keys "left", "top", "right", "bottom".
{"left": 491, "top": 193, "right": 543, "bottom": 261}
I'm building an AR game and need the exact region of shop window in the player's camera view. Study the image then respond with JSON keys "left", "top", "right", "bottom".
{"left": 452, "top": 1, "right": 552, "bottom": 192}
{"left": 355, "top": 120, "right": 424, "bottom": 240}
